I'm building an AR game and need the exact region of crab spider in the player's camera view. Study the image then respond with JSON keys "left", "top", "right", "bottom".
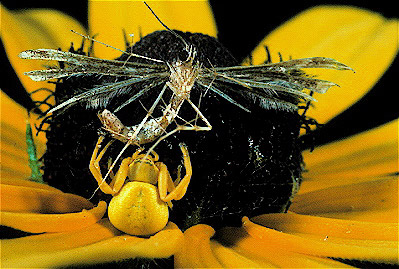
{"left": 89, "top": 136, "right": 192, "bottom": 236}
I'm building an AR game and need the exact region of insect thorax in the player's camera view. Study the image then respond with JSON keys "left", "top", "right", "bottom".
{"left": 167, "top": 59, "right": 199, "bottom": 97}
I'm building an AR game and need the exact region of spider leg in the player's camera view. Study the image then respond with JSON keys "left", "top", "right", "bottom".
{"left": 89, "top": 136, "right": 132, "bottom": 195}
{"left": 157, "top": 162, "right": 176, "bottom": 208}
{"left": 110, "top": 156, "right": 132, "bottom": 194}
{"left": 158, "top": 143, "right": 192, "bottom": 203}
{"left": 89, "top": 136, "right": 116, "bottom": 195}
{"left": 107, "top": 158, "right": 118, "bottom": 188}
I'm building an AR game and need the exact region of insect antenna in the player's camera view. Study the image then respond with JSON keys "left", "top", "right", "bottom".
{"left": 143, "top": 1, "right": 192, "bottom": 56}
{"left": 70, "top": 30, "right": 164, "bottom": 64}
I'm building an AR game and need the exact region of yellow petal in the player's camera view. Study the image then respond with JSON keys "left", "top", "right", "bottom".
{"left": 175, "top": 224, "right": 222, "bottom": 268}
{"left": 1, "top": 5, "right": 87, "bottom": 103}
{"left": 1, "top": 178, "right": 62, "bottom": 193}
{"left": 242, "top": 217, "right": 398, "bottom": 264}
{"left": 209, "top": 240, "right": 265, "bottom": 268}
{"left": 301, "top": 119, "right": 398, "bottom": 192}
{"left": 1, "top": 201, "right": 106, "bottom": 233}
{"left": 89, "top": 0, "right": 217, "bottom": 59}
{"left": 250, "top": 6, "right": 398, "bottom": 123}
{"left": 218, "top": 226, "right": 353, "bottom": 268}
{"left": 0, "top": 183, "right": 94, "bottom": 213}
{"left": 252, "top": 212, "right": 397, "bottom": 241}
{"left": 1, "top": 91, "right": 46, "bottom": 181}
{"left": 3, "top": 222, "right": 182, "bottom": 267}
{"left": 291, "top": 177, "right": 398, "bottom": 223}
{"left": 1, "top": 219, "right": 121, "bottom": 267}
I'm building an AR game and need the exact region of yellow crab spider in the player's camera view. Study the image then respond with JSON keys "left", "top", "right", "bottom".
{"left": 89, "top": 136, "right": 192, "bottom": 236}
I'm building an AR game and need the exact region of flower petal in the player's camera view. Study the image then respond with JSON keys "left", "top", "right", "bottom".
{"left": 301, "top": 119, "right": 398, "bottom": 192}
{"left": 175, "top": 224, "right": 222, "bottom": 268}
{"left": 1, "top": 178, "right": 62, "bottom": 192}
{"left": 0, "top": 182, "right": 94, "bottom": 213}
{"left": 1, "top": 92, "right": 46, "bottom": 181}
{"left": 2, "top": 222, "right": 182, "bottom": 267}
{"left": 249, "top": 6, "right": 398, "bottom": 123}
{"left": 1, "top": 5, "right": 87, "bottom": 103}
{"left": 1, "top": 201, "right": 106, "bottom": 233}
{"left": 242, "top": 217, "right": 398, "bottom": 264}
{"left": 89, "top": 0, "right": 217, "bottom": 59}
{"left": 1, "top": 219, "right": 121, "bottom": 268}
{"left": 291, "top": 177, "right": 398, "bottom": 223}
{"left": 176, "top": 223, "right": 353, "bottom": 268}
{"left": 209, "top": 240, "right": 265, "bottom": 268}
{"left": 218, "top": 226, "right": 353, "bottom": 268}
{"left": 252, "top": 212, "right": 397, "bottom": 241}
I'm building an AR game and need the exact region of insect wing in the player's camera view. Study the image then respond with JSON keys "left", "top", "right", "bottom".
{"left": 212, "top": 57, "right": 352, "bottom": 94}
{"left": 19, "top": 49, "right": 168, "bottom": 81}
{"left": 199, "top": 57, "right": 352, "bottom": 111}
{"left": 19, "top": 48, "right": 171, "bottom": 113}
{"left": 47, "top": 76, "right": 168, "bottom": 114}
{"left": 214, "top": 57, "right": 353, "bottom": 72}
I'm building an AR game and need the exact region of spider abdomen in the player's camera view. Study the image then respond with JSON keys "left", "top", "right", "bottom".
{"left": 108, "top": 182, "right": 169, "bottom": 236}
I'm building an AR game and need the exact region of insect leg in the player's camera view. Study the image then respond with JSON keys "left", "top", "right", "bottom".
{"left": 185, "top": 98, "right": 212, "bottom": 131}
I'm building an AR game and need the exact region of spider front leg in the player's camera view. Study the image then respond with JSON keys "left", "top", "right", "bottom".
{"left": 89, "top": 136, "right": 130, "bottom": 195}
{"left": 158, "top": 143, "right": 192, "bottom": 203}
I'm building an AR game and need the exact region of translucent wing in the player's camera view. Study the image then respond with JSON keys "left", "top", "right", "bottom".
{"left": 47, "top": 76, "right": 166, "bottom": 114}
{"left": 214, "top": 57, "right": 353, "bottom": 72}
{"left": 19, "top": 49, "right": 170, "bottom": 113}
{"left": 198, "top": 57, "right": 353, "bottom": 112}
{"left": 19, "top": 49, "right": 168, "bottom": 81}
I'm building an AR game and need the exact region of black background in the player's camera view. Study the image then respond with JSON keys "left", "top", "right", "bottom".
{"left": 1, "top": 0, "right": 398, "bottom": 145}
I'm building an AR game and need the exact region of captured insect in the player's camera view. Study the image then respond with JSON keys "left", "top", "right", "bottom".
{"left": 18, "top": 3, "right": 353, "bottom": 151}
{"left": 90, "top": 136, "right": 192, "bottom": 235}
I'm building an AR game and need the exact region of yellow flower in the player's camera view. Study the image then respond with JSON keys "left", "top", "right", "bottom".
{"left": 1, "top": 1, "right": 398, "bottom": 268}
